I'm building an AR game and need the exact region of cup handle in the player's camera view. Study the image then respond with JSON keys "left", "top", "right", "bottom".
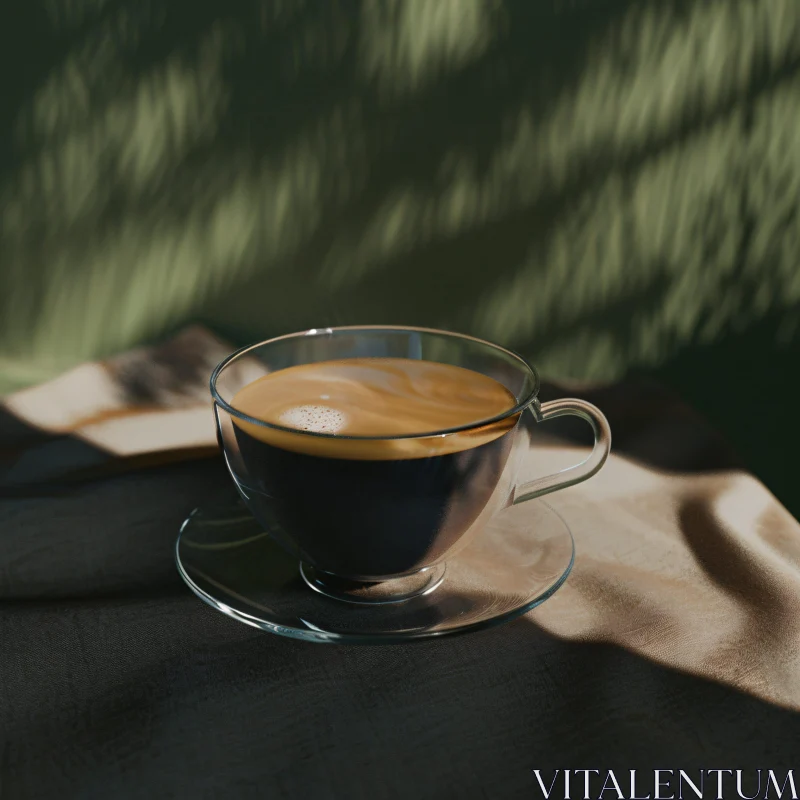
{"left": 512, "top": 397, "right": 612, "bottom": 505}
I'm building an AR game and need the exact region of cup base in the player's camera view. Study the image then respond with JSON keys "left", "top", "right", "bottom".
{"left": 299, "top": 562, "right": 446, "bottom": 605}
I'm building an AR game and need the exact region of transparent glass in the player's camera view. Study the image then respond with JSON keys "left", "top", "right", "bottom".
{"left": 211, "top": 325, "right": 611, "bottom": 603}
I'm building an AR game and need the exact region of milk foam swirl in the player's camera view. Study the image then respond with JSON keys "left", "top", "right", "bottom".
{"left": 230, "top": 358, "right": 518, "bottom": 460}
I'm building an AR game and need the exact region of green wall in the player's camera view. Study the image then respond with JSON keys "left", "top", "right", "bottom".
{"left": 2, "top": 0, "right": 798, "bottom": 511}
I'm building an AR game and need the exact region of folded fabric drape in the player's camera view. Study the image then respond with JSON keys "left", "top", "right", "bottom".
{"left": 3, "top": 326, "right": 799, "bottom": 712}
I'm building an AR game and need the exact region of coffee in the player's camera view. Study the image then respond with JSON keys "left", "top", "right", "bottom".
{"left": 231, "top": 358, "right": 516, "bottom": 458}
{"left": 227, "top": 359, "right": 520, "bottom": 578}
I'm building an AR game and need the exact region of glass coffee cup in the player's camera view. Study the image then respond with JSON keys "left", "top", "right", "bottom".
{"left": 211, "top": 326, "right": 611, "bottom": 603}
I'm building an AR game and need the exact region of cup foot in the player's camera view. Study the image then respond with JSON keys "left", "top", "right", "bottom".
{"left": 299, "top": 562, "right": 446, "bottom": 605}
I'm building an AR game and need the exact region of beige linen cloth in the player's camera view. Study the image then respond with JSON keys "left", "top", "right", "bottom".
{"left": 3, "top": 327, "right": 800, "bottom": 710}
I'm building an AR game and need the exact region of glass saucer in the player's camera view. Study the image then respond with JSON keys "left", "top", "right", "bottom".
{"left": 175, "top": 494, "right": 574, "bottom": 644}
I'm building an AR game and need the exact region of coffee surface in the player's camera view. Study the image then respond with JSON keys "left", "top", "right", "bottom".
{"left": 230, "top": 358, "right": 517, "bottom": 460}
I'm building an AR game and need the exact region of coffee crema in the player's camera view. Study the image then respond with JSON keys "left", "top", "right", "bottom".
{"left": 230, "top": 358, "right": 518, "bottom": 460}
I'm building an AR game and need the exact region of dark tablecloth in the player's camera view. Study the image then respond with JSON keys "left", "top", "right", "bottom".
{"left": 3, "top": 331, "right": 800, "bottom": 799}
{"left": 4, "top": 455, "right": 800, "bottom": 800}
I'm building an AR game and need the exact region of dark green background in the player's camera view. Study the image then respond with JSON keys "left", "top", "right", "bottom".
{"left": 1, "top": 0, "right": 798, "bottom": 514}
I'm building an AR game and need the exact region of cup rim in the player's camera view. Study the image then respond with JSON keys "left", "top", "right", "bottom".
{"left": 210, "top": 325, "right": 540, "bottom": 441}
